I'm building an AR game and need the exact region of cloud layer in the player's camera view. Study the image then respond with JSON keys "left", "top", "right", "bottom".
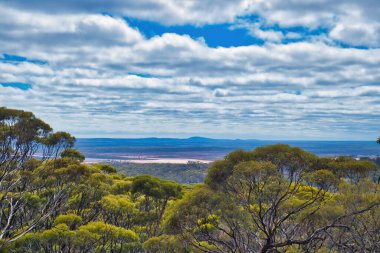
{"left": 4, "top": 0, "right": 380, "bottom": 47}
{"left": 0, "top": 1, "right": 379, "bottom": 139}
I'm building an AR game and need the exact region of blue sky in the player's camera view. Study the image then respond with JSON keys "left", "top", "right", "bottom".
{"left": 0, "top": 0, "right": 379, "bottom": 140}
{"left": 124, "top": 17, "right": 331, "bottom": 48}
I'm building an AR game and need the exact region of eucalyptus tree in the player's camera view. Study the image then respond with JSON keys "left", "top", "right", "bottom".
{"left": 0, "top": 107, "right": 75, "bottom": 247}
{"left": 163, "top": 145, "right": 380, "bottom": 253}
{"left": 131, "top": 175, "right": 182, "bottom": 239}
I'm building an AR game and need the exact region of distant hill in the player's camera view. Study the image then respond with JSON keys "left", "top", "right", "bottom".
{"left": 75, "top": 137, "right": 380, "bottom": 161}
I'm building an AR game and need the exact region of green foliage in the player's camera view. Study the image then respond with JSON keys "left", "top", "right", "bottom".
{"left": 162, "top": 184, "right": 223, "bottom": 233}
{"left": 60, "top": 148, "right": 85, "bottom": 162}
{"left": 165, "top": 146, "right": 379, "bottom": 253}
{"left": 0, "top": 107, "right": 79, "bottom": 249}
{"left": 318, "top": 156, "right": 378, "bottom": 183}
{"left": 1, "top": 108, "right": 379, "bottom": 252}
{"left": 93, "top": 163, "right": 117, "bottom": 174}
{"left": 0, "top": 107, "right": 52, "bottom": 141}
{"left": 74, "top": 221, "right": 139, "bottom": 251}
{"left": 111, "top": 179, "right": 132, "bottom": 194}
{"left": 205, "top": 149, "right": 255, "bottom": 188}
{"left": 3, "top": 145, "right": 379, "bottom": 252}
{"left": 54, "top": 214, "right": 82, "bottom": 229}
{"left": 251, "top": 144, "right": 318, "bottom": 176}
{"left": 142, "top": 235, "right": 187, "bottom": 253}
{"left": 305, "top": 169, "right": 340, "bottom": 190}
{"left": 115, "top": 162, "right": 209, "bottom": 183}
{"left": 132, "top": 175, "right": 182, "bottom": 200}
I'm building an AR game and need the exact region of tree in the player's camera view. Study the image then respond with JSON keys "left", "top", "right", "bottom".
{"left": 99, "top": 194, "right": 136, "bottom": 228}
{"left": 41, "top": 132, "right": 76, "bottom": 159}
{"left": 131, "top": 175, "right": 182, "bottom": 238}
{"left": 143, "top": 234, "right": 187, "bottom": 253}
{"left": 73, "top": 221, "right": 139, "bottom": 252}
{"left": 93, "top": 163, "right": 117, "bottom": 174}
{"left": 316, "top": 156, "right": 378, "bottom": 183}
{"left": 0, "top": 107, "right": 75, "bottom": 247}
{"left": 164, "top": 145, "right": 380, "bottom": 253}
{"left": 2, "top": 107, "right": 379, "bottom": 252}
{"left": 60, "top": 148, "right": 85, "bottom": 162}
{"left": 324, "top": 179, "right": 380, "bottom": 252}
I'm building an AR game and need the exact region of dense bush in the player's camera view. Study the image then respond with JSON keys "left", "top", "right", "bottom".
{"left": 1, "top": 107, "right": 379, "bottom": 252}
{"left": 115, "top": 162, "right": 209, "bottom": 184}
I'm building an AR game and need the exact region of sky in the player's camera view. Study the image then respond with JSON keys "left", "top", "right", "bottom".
{"left": 0, "top": 0, "right": 379, "bottom": 140}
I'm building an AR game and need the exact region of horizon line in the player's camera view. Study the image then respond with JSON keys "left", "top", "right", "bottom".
{"left": 74, "top": 136, "right": 377, "bottom": 142}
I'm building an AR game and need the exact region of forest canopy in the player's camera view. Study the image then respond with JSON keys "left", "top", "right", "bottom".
{"left": 0, "top": 107, "right": 379, "bottom": 253}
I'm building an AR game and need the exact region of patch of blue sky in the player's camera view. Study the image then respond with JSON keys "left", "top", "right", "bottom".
{"left": 0, "top": 82, "right": 32, "bottom": 90}
{"left": 277, "top": 26, "right": 328, "bottom": 42}
{"left": 332, "top": 41, "right": 370, "bottom": 50}
{"left": 0, "top": 53, "right": 47, "bottom": 65}
{"left": 242, "top": 15, "right": 330, "bottom": 34}
{"left": 124, "top": 17, "right": 264, "bottom": 47}
{"left": 255, "top": 23, "right": 330, "bottom": 43}
{"left": 128, "top": 72, "right": 158, "bottom": 78}
{"left": 124, "top": 13, "right": 370, "bottom": 49}
{"left": 243, "top": 17, "right": 369, "bottom": 49}
{"left": 123, "top": 14, "right": 338, "bottom": 47}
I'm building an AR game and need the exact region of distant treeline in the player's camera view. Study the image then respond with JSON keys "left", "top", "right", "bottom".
{"left": 113, "top": 162, "right": 209, "bottom": 184}
{"left": 112, "top": 157, "right": 380, "bottom": 184}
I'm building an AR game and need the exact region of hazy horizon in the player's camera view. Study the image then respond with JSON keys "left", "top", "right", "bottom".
{"left": 74, "top": 135, "right": 377, "bottom": 142}
{"left": 74, "top": 137, "right": 380, "bottom": 162}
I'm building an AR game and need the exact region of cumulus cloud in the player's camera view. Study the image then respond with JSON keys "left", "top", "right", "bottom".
{"left": 248, "top": 0, "right": 380, "bottom": 47}
{"left": 3, "top": 0, "right": 380, "bottom": 47}
{"left": 329, "top": 18, "right": 380, "bottom": 47}
{"left": 0, "top": 5, "right": 143, "bottom": 49}
{"left": 0, "top": 2, "right": 379, "bottom": 139}
{"left": 231, "top": 21, "right": 285, "bottom": 43}
{"left": 2, "top": 0, "right": 253, "bottom": 26}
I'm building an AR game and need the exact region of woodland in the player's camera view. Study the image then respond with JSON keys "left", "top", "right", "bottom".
{"left": 0, "top": 107, "right": 379, "bottom": 252}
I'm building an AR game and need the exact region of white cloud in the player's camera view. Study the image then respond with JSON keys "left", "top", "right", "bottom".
{"left": 3, "top": 0, "right": 380, "bottom": 47}
{"left": 0, "top": 3, "right": 380, "bottom": 139}
{"left": 0, "top": 5, "right": 143, "bottom": 50}
{"left": 231, "top": 21, "right": 284, "bottom": 43}
{"left": 330, "top": 19, "right": 380, "bottom": 47}
{"left": 3, "top": 0, "right": 254, "bottom": 26}
{"left": 249, "top": 0, "right": 380, "bottom": 47}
